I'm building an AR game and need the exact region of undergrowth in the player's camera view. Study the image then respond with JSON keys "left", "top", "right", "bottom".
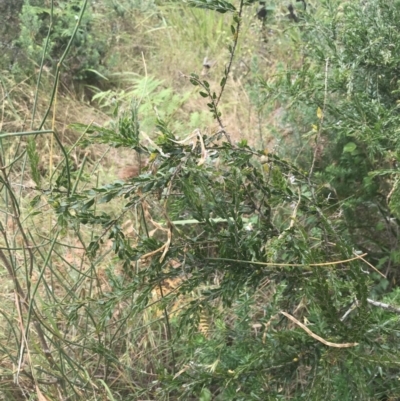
{"left": 1, "top": 1, "right": 400, "bottom": 400}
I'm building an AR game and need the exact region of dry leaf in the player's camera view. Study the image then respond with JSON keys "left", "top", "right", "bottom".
{"left": 36, "top": 385, "right": 50, "bottom": 401}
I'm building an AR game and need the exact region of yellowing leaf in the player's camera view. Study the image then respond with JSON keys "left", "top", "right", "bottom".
{"left": 148, "top": 152, "right": 157, "bottom": 162}
{"left": 317, "top": 107, "right": 323, "bottom": 120}
{"left": 312, "top": 124, "right": 318, "bottom": 132}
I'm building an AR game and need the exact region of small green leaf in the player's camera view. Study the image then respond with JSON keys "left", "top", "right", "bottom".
{"left": 30, "top": 194, "right": 41, "bottom": 208}
{"left": 190, "top": 74, "right": 199, "bottom": 86}
{"left": 343, "top": 142, "right": 357, "bottom": 153}
{"left": 199, "top": 387, "right": 212, "bottom": 401}
{"left": 199, "top": 91, "right": 209, "bottom": 98}
{"left": 99, "top": 193, "right": 116, "bottom": 203}
{"left": 82, "top": 198, "right": 95, "bottom": 211}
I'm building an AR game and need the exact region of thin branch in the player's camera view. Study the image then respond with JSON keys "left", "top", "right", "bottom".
{"left": 353, "top": 251, "right": 386, "bottom": 278}
{"left": 367, "top": 298, "right": 400, "bottom": 314}
{"left": 207, "top": 253, "right": 367, "bottom": 267}
{"left": 341, "top": 298, "right": 400, "bottom": 321}
{"left": 215, "top": 0, "right": 245, "bottom": 107}
{"left": 309, "top": 58, "right": 329, "bottom": 178}
{"left": 281, "top": 311, "right": 358, "bottom": 348}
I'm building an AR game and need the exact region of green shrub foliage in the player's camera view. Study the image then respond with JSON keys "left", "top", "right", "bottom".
{"left": 0, "top": 0, "right": 24, "bottom": 71}
{"left": 70, "top": 105, "right": 398, "bottom": 399}
{"left": 264, "top": 0, "right": 400, "bottom": 287}
{"left": 13, "top": 0, "right": 107, "bottom": 83}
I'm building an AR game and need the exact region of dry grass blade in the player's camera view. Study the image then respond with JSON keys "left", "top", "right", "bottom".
{"left": 35, "top": 385, "right": 51, "bottom": 401}
{"left": 159, "top": 225, "right": 172, "bottom": 263}
{"left": 354, "top": 252, "right": 386, "bottom": 278}
{"left": 280, "top": 311, "right": 359, "bottom": 348}
{"left": 207, "top": 253, "right": 368, "bottom": 267}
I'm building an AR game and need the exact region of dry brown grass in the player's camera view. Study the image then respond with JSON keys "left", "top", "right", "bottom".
{"left": 83, "top": 3, "right": 303, "bottom": 150}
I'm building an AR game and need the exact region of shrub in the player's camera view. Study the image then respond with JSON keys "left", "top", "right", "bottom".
{"left": 13, "top": 0, "right": 107, "bottom": 84}
{"left": 265, "top": 0, "right": 400, "bottom": 285}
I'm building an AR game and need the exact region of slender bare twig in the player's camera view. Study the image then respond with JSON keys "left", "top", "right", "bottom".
{"left": 278, "top": 187, "right": 301, "bottom": 239}
{"left": 367, "top": 298, "right": 400, "bottom": 314}
{"left": 353, "top": 251, "right": 386, "bottom": 278}
{"left": 342, "top": 297, "right": 400, "bottom": 322}
{"left": 0, "top": 155, "right": 57, "bottom": 377}
{"left": 341, "top": 300, "right": 358, "bottom": 321}
{"left": 215, "top": 0, "right": 245, "bottom": 107}
{"left": 309, "top": 58, "right": 329, "bottom": 179}
{"left": 281, "top": 311, "right": 358, "bottom": 348}
{"left": 206, "top": 252, "right": 368, "bottom": 267}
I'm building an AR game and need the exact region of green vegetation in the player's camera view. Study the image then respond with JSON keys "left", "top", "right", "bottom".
{"left": 1, "top": 0, "right": 400, "bottom": 400}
